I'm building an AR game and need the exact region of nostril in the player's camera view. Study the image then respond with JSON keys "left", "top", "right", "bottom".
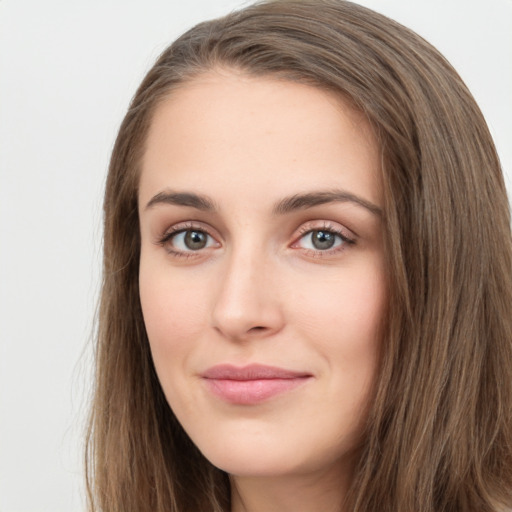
{"left": 249, "top": 326, "right": 266, "bottom": 332}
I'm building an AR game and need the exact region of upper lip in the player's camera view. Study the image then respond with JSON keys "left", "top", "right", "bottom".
{"left": 201, "top": 364, "right": 311, "bottom": 380}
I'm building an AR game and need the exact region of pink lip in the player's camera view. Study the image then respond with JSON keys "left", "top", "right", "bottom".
{"left": 201, "top": 364, "right": 312, "bottom": 404}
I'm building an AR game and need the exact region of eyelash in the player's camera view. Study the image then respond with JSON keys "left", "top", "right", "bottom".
{"left": 155, "top": 221, "right": 355, "bottom": 259}
{"left": 293, "top": 222, "right": 355, "bottom": 257}
{"left": 156, "top": 222, "right": 216, "bottom": 259}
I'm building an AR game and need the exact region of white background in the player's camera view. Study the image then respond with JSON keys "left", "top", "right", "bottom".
{"left": 0, "top": 1, "right": 511, "bottom": 511}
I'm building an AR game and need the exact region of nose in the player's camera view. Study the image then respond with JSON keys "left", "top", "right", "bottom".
{"left": 211, "top": 248, "right": 285, "bottom": 341}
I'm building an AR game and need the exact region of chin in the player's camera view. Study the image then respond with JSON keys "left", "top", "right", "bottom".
{"left": 209, "top": 452, "right": 307, "bottom": 478}
{"left": 195, "top": 428, "right": 353, "bottom": 479}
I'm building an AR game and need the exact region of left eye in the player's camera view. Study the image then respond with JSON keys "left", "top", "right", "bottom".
{"left": 297, "top": 229, "right": 345, "bottom": 251}
{"left": 170, "top": 230, "right": 216, "bottom": 251}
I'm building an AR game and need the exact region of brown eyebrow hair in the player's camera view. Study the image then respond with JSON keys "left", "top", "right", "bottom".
{"left": 144, "top": 189, "right": 382, "bottom": 216}
{"left": 144, "top": 191, "right": 217, "bottom": 211}
{"left": 272, "top": 190, "right": 382, "bottom": 216}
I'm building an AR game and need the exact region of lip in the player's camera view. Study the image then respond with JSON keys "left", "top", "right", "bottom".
{"left": 201, "top": 364, "right": 312, "bottom": 405}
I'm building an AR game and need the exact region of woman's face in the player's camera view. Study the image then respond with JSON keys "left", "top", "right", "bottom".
{"left": 138, "top": 70, "right": 386, "bottom": 480}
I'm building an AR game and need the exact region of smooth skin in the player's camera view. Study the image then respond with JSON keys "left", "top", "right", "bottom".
{"left": 138, "top": 69, "right": 387, "bottom": 512}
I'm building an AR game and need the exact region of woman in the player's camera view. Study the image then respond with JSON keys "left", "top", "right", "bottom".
{"left": 85, "top": 1, "right": 512, "bottom": 510}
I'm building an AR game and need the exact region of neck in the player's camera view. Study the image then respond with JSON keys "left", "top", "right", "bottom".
{"left": 229, "top": 460, "right": 353, "bottom": 512}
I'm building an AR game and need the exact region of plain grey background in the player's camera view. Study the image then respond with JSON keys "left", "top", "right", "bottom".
{"left": 1, "top": 1, "right": 511, "bottom": 510}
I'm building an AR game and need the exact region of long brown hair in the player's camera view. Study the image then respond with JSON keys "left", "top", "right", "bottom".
{"left": 86, "top": 1, "right": 512, "bottom": 510}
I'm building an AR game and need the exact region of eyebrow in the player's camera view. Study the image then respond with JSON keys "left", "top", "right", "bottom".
{"left": 144, "top": 189, "right": 382, "bottom": 217}
{"left": 272, "top": 190, "right": 382, "bottom": 217}
{"left": 145, "top": 191, "right": 217, "bottom": 211}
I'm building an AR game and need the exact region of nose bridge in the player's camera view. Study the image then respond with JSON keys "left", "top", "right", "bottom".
{"left": 211, "top": 240, "right": 283, "bottom": 339}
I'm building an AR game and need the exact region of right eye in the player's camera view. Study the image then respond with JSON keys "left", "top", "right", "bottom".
{"left": 171, "top": 229, "right": 214, "bottom": 251}
{"left": 160, "top": 228, "right": 218, "bottom": 255}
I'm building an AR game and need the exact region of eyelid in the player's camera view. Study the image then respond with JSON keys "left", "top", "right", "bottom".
{"left": 155, "top": 221, "right": 221, "bottom": 256}
{"left": 156, "top": 221, "right": 213, "bottom": 242}
{"left": 290, "top": 220, "right": 356, "bottom": 255}
{"left": 154, "top": 219, "right": 356, "bottom": 259}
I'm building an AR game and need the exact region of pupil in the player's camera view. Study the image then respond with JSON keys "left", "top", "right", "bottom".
{"left": 312, "top": 230, "right": 335, "bottom": 250}
{"left": 185, "top": 231, "right": 207, "bottom": 250}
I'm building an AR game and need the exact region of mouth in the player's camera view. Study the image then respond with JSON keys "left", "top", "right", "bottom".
{"left": 201, "top": 364, "right": 313, "bottom": 405}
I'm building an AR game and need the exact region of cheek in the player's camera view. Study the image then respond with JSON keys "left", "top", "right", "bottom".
{"left": 294, "top": 261, "right": 386, "bottom": 346}
{"left": 292, "top": 260, "right": 385, "bottom": 405}
{"left": 139, "top": 261, "right": 214, "bottom": 421}
{"left": 139, "top": 262, "right": 208, "bottom": 362}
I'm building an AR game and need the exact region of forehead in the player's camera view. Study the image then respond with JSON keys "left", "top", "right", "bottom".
{"left": 139, "top": 69, "right": 382, "bottom": 210}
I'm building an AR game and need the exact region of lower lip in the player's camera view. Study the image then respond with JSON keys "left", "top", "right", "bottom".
{"left": 204, "top": 377, "right": 310, "bottom": 405}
